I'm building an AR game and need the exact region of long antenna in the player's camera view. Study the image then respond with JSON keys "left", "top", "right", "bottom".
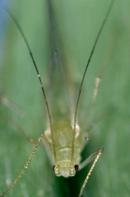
{"left": 5, "top": 8, "right": 56, "bottom": 157}
{"left": 72, "top": 0, "right": 115, "bottom": 156}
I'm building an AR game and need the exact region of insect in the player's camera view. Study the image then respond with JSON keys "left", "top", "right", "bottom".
{"left": 0, "top": 0, "right": 115, "bottom": 196}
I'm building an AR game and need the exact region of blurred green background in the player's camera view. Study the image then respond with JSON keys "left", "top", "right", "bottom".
{"left": 0, "top": 0, "right": 130, "bottom": 196}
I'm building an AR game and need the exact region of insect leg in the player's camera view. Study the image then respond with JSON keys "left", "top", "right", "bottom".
{"left": 0, "top": 93, "right": 38, "bottom": 145}
{"left": 0, "top": 134, "right": 43, "bottom": 197}
{"left": 91, "top": 35, "right": 114, "bottom": 105}
{"left": 78, "top": 149, "right": 102, "bottom": 197}
{"left": 0, "top": 93, "right": 25, "bottom": 117}
{"left": 87, "top": 30, "right": 116, "bottom": 123}
{"left": 79, "top": 149, "right": 102, "bottom": 170}
{"left": 11, "top": 120, "right": 39, "bottom": 145}
{"left": 92, "top": 76, "right": 101, "bottom": 104}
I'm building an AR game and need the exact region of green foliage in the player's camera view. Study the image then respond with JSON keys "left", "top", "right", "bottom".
{"left": 0, "top": 0, "right": 130, "bottom": 196}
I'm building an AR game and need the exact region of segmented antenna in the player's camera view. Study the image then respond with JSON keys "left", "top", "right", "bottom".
{"left": 72, "top": 0, "right": 115, "bottom": 156}
{"left": 5, "top": 8, "right": 56, "bottom": 158}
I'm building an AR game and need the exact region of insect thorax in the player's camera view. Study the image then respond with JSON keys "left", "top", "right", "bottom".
{"left": 44, "top": 120, "right": 84, "bottom": 177}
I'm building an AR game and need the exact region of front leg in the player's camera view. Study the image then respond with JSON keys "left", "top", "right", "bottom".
{"left": 79, "top": 149, "right": 103, "bottom": 197}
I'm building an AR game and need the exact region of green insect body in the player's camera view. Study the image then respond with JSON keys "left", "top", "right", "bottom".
{"left": 44, "top": 120, "right": 84, "bottom": 177}
{"left": 0, "top": 0, "right": 115, "bottom": 196}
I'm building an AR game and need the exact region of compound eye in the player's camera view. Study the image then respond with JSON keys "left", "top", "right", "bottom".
{"left": 52, "top": 165, "right": 55, "bottom": 172}
{"left": 74, "top": 165, "right": 79, "bottom": 172}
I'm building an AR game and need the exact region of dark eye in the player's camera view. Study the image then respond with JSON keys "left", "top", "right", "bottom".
{"left": 74, "top": 165, "right": 79, "bottom": 171}
{"left": 52, "top": 165, "right": 55, "bottom": 171}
